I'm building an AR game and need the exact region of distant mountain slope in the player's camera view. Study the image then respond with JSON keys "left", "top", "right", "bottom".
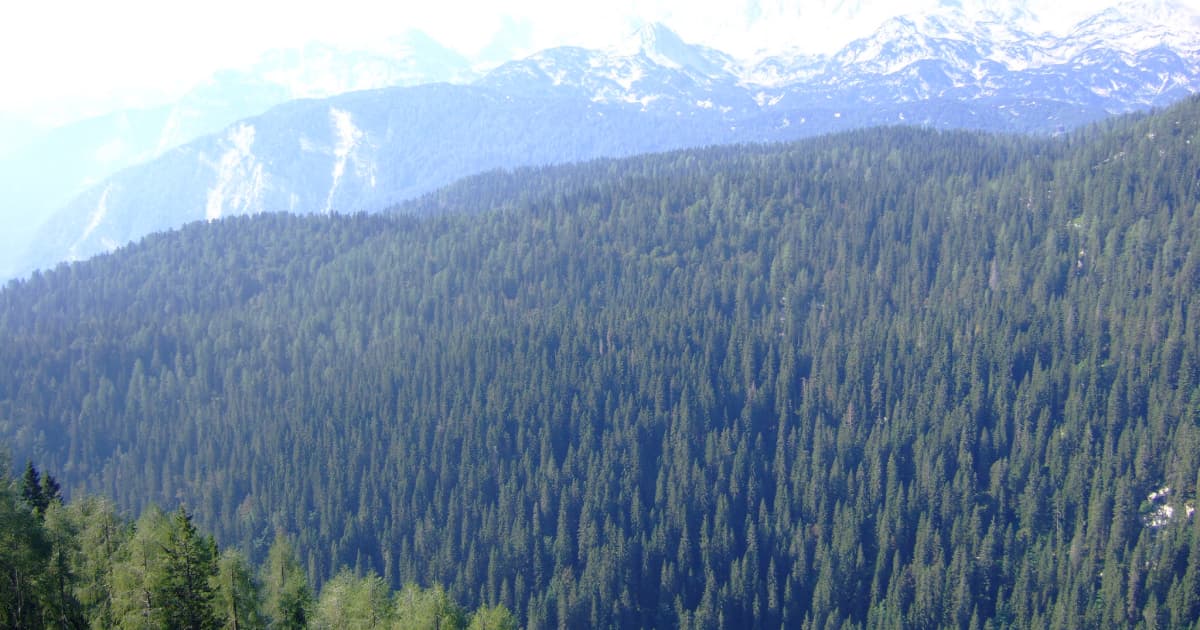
{"left": 28, "top": 83, "right": 757, "bottom": 267}
{"left": 14, "top": 1, "right": 1200, "bottom": 279}
{"left": 0, "top": 31, "right": 473, "bottom": 280}
{"left": 2, "top": 96, "right": 1200, "bottom": 627}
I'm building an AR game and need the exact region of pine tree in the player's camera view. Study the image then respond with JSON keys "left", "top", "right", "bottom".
{"left": 0, "top": 457, "right": 51, "bottom": 628}
{"left": 21, "top": 460, "right": 46, "bottom": 515}
{"left": 160, "top": 506, "right": 220, "bottom": 629}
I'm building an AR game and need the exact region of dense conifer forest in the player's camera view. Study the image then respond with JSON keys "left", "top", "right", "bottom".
{"left": 0, "top": 458, "right": 512, "bottom": 628}
{"left": 3, "top": 96, "right": 1200, "bottom": 627}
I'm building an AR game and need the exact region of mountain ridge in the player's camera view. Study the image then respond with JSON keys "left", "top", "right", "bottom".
{"left": 10, "top": 3, "right": 1200, "bottom": 279}
{"left": 0, "top": 31, "right": 477, "bottom": 280}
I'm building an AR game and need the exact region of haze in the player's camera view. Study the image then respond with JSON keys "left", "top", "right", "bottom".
{"left": 1, "top": 0, "right": 1154, "bottom": 132}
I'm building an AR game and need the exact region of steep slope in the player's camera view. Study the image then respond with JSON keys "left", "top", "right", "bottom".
{"left": 28, "top": 82, "right": 761, "bottom": 271}
{"left": 3, "top": 97, "right": 1200, "bottom": 626}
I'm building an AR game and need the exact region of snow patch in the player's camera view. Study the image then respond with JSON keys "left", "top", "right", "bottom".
{"left": 1144, "top": 486, "right": 1195, "bottom": 529}
{"left": 754, "top": 92, "right": 784, "bottom": 107}
{"left": 621, "top": 93, "right": 660, "bottom": 109}
{"left": 609, "top": 63, "right": 643, "bottom": 93}
{"left": 543, "top": 65, "right": 569, "bottom": 86}
{"left": 324, "top": 107, "right": 365, "bottom": 214}
{"left": 69, "top": 184, "right": 112, "bottom": 261}
{"left": 205, "top": 124, "right": 264, "bottom": 222}
{"left": 1148, "top": 504, "right": 1175, "bottom": 528}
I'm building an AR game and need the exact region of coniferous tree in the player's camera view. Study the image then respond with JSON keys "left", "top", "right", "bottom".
{"left": 69, "top": 495, "right": 128, "bottom": 629}
{"left": 311, "top": 568, "right": 391, "bottom": 629}
{"left": 0, "top": 457, "right": 51, "bottom": 628}
{"left": 392, "top": 582, "right": 466, "bottom": 630}
{"left": 215, "top": 549, "right": 265, "bottom": 630}
{"left": 262, "top": 533, "right": 312, "bottom": 630}
{"left": 466, "top": 604, "right": 519, "bottom": 630}
{"left": 161, "top": 506, "right": 220, "bottom": 630}
{"left": 111, "top": 506, "right": 173, "bottom": 629}
{"left": 21, "top": 460, "right": 46, "bottom": 515}
{"left": 40, "top": 502, "right": 86, "bottom": 628}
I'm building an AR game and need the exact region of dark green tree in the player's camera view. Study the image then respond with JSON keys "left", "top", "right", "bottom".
{"left": 161, "top": 506, "right": 220, "bottom": 630}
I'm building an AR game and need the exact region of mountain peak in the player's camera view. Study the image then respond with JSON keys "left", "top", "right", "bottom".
{"left": 934, "top": 0, "right": 1039, "bottom": 24}
{"left": 1067, "top": 0, "right": 1200, "bottom": 54}
{"left": 1069, "top": 0, "right": 1200, "bottom": 27}
{"left": 634, "top": 22, "right": 684, "bottom": 51}
{"left": 613, "top": 21, "right": 731, "bottom": 79}
{"left": 612, "top": 22, "right": 683, "bottom": 58}
{"left": 1110, "top": 0, "right": 1200, "bottom": 22}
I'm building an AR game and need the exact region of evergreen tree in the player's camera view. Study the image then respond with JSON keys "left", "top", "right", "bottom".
{"left": 0, "top": 456, "right": 51, "bottom": 628}
{"left": 21, "top": 460, "right": 46, "bottom": 515}
{"left": 161, "top": 506, "right": 220, "bottom": 630}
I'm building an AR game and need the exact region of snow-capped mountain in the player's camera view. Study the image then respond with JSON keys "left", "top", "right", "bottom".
{"left": 479, "top": 23, "right": 759, "bottom": 118}
{"left": 1065, "top": 0, "right": 1200, "bottom": 56}
{"left": 11, "top": 2, "right": 1200, "bottom": 280}
{"left": 480, "top": 2, "right": 1200, "bottom": 128}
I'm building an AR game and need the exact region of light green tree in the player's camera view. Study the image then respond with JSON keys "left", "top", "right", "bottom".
{"left": 110, "top": 505, "right": 172, "bottom": 629}
{"left": 466, "top": 604, "right": 518, "bottom": 630}
{"left": 392, "top": 582, "right": 466, "bottom": 630}
{"left": 262, "top": 532, "right": 312, "bottom": 629}
{"left": 216, "top": 549, "right": 265, "bottom": 630}
{"left": 40, "top": 501, "right": 87, "bottom": 627}
{"left": 312, "top": 568, "right": 392, "bottom": 629}
{"left": 68, "top": 495, "right": 130, "bottom": 629}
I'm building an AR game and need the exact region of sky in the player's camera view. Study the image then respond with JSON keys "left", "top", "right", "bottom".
{"left": 0, "top": 0, "right": 1188, "bottom": 131}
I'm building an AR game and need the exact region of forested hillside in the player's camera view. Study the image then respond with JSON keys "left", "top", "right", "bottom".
{"left": 3, "top": 96, "right": 1200, "bottom": 628}
{"left": 0, "top": 458, "right": 512, "bottom": 628}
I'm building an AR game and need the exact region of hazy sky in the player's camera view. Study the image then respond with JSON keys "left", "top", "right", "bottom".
{"left": 0, "top": 0, "right": 1184, "bottom": 128}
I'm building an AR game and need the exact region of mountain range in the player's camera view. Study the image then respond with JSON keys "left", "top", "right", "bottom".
{"left": 7, "top": 0, "right": 1200, "bottom": 280}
